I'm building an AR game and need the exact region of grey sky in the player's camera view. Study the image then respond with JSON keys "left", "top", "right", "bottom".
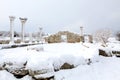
{"left": 0, "top": 0, "right": 120, "bottom": 34}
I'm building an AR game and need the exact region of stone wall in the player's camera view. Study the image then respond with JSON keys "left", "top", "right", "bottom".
{"left": 45, "top": 31, "right": 81, "bottom": 43}
{"left": 45, "top": 31, "right": 93, "bottom": 43}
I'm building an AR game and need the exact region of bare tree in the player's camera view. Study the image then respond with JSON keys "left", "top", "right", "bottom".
{"left": 94, "top": 29, "right": 111, "bottom": 47}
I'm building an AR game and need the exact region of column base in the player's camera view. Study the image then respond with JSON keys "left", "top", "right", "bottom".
{"left": 9, "top": 41, "right": 15, "bottom": 45}
{"left": 20, "top": 42, "right": 25, "bottom": 44}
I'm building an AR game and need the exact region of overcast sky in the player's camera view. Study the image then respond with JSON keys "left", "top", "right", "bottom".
{"left": 0, "top": 0, "right": 120, "bottom": 34}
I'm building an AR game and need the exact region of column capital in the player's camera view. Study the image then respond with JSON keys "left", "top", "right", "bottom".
{"left": 39, "top": 27, "right": 43, "bottom": 31}
{"left": 19, "top": 17, "right": 27, "bottom": 23}
{"left": 80, "top": 26, "right": 83, "bottom": 29}
{"left": 9, "top": 16, "right": 15, "bottom": 21}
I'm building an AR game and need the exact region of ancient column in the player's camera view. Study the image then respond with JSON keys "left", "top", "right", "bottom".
{"left": 29, "top": 33, "right": 32, "bottom": 43}
{"left": 80, "top": 26, "right": 83, "bottom": 36}
{"left": 19, "top": 17, "right": 27, "bottom": 43}
{"left": 9, "top": 16, "right": 15, "bottom": 44}
{"left": 39, "top": 27, "right": 43, "bottom": 43}
{"left": 80, "top": 26, "right": 84, "bottom": 42}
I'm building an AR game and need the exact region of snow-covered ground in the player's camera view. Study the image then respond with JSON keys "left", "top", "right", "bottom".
{"left": 55, "top": 56, "right": 120, "bottom": 80}
{"left": 0, "top": 42, "right": 120, "bottom": 80}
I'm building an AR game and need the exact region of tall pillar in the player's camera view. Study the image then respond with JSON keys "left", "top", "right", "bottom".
{"left": 19, "top": 17, "right": 27, "bottom": 43}
{"left": 29, "top": 33, "right": 32, "bottom": 43}
{"left": 39, "top": 27, "right": 43, "bottom": 43}
{"left": 9, "top": 16, "right": 15, "bottom": 44}
{"left": 80, "top": 26, "right": 84, "bottom": 42}
{"left": 80, "top": 26, "right": 83, "bottom": 36}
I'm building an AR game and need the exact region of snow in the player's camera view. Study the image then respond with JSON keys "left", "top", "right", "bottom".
{"left": 34, "top": 72, "right": 54, "bottom": 79}
{"left": 0, "top": 37, "right": 10, "bottom": 40}
{"left": 107, "top": 37, "right": 120, "bottom": 51}
{"left": 107, "top": 43, "right": 120, "bottom": 51}
{"left": 108, "top": 37, "right": 120, "bottom": 43}
{"left": 55, "top": 56, "right": 120, "bottom": 80}
{"left": 0, "top": 70, "right": 32, "bottom": 80}
{"left": 0, "top": 42, "right": 120, "bottom": 80}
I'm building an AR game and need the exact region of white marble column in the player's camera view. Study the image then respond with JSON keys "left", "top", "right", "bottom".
{"left": 39, "top": 27, "right": 43, "bottom": 43}
{"left": 29, "top": 33, "right": 32, "bottom": 43}
{"left": 80, "top": 26, "right": 84, "bottom": 42}
{"left": 80, "top": 26, "right": 83, "bottom": 36}
{"left": 19, "top": 17, "right": 27, "bottom": 43}
{"left": 9, "top": 16, "right": 15, "bottom": 44}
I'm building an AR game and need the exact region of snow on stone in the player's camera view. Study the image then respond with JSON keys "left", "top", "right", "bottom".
{"left": 34, "top": 72, "right": 54, "bottom": 79}
{"left": 55, "top": 56, "right": 120, "bottom": 80}
{"left": 0, "top": 70, "right": 32, "bottom": 80}
{"left": 0, "top": 42, "right": 120, "bottom": 80}
{"left": 107, "top": 37, "right": 120, "bottom": 51}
